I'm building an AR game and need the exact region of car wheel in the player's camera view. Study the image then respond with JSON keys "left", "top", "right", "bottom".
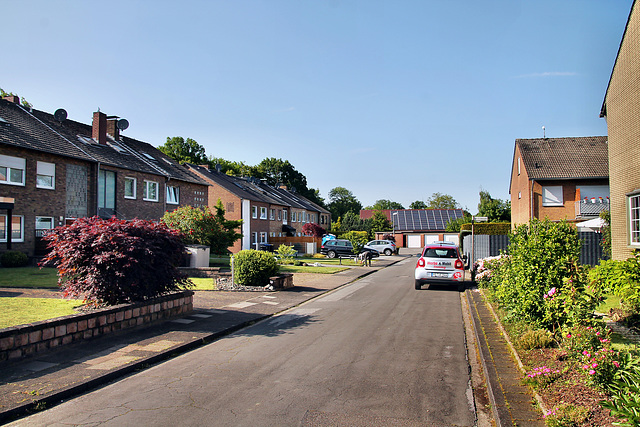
{"left": 327, "top": 250, "right": 337, "bottom": 259}
{"left": 415, "top": 280, "right": 421, "bottom": 290}
{"left": 384, "top": 249, "right": 392, "bottom": 256}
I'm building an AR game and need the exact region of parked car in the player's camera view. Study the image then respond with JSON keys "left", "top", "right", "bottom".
{"left": 414, "top": 241, "right": 466, "bottom": 291}
{"left": 364, "top": 239, "right": 397, "bottom": 256}
{"left": 320, "top": 239, "right": 379, "bottom": 259}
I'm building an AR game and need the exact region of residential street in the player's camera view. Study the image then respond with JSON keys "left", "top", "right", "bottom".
{"left": 9, "top": 257, "right": 475, "bottom": 427}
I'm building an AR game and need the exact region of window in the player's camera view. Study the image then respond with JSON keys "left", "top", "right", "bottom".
{"left": 542, "top": 186, "right": 563, "bottom": 207}
{"left": 260, "top": 207, "right": 267, "bottom": 219}
{"left": 283, "top": 209, "right": 288, "bottom": 224}
{"left": 0, "top": 215, "right": 23, "bottom": 242}
{"left": 124, "top": 177, "right": 136, "bottom": 199}
{"left": 252, "top": 206, "right": 258, "bottom": 219}
{"left": 260, "top": 232, "right": 267, "bottom": 243}
{"left": 270, "top": 209, "right": 275, "bottom": 220}
{"left": 629, "top": 193, "right": 640, "bottom": 247}
{"left": 143, "top": 180, "right": 159, "bottom": 202}
{"left": 278, "top": 210, "right": 282, "bottom": 221}
{"left": 98, "top": 170, "right": 116, "bottom": 210}
{"left": 166, "top": 186, "right": 179, "bottom": 205}
{"left": 36, "top": 161, "right": 55, "bottom": 189}
{"left": 517, "top": 157, "right": 521, "bottom": 175}
{"left": 0, "top": 154, "right": 25, "bottom": 186}
{"left": 518, "top": 191, "right": 521, "bottom": 199}
{"left": 227, "top": 202, "right": 235, "bottom": 212}
{"left": 35, "top": 216, "right": 54, "bottom": 237}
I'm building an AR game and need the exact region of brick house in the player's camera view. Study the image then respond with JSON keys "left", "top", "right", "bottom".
{"left": 187, "top": 164, "right": 330, "bottom": 253}
{"left": 0, "top": 96, "right": 209, "bottom": 258}
{"left": 600, "top": 0, "right": 640, "bottom": 260}
{"left": 509, "top": 137, "right": 609, "bottom": 227}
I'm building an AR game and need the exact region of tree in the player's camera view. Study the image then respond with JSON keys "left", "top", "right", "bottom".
{"left": 365, "top": 199, "right": 404, "bottom": 210}
{"left": 410, "top": 200, "right": 428, "bottom": 209}
{"left": 254, "top": 158, "right": 325, "bottom": 207}
{"left": 477, "top": 190, "right": 511, "bottom": 222}
{"left": 302, "top": 222, "right": 326, "bottom": 238}
{"left": 328, "top": 187, "right": 362, "bottom": 220}
{"left": 41, "top": 217, "right": 190, "bottom": 306}
{"left": 158, "top": 136, "right": 208, "bottom": 165}
{"left": 370, "top": 211, "right": 391, "bottom": 233}
{"left": 426, "top": 192, "right": 461, "bottom": 209}
{"left": 209, "top": 157, "right": 255, "bottom": 176}
{"left": 162, "top": 201, "right": 242, "bottom": 254}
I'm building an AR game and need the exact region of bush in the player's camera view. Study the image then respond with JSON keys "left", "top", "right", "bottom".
{"left": 589, "top": 251, "right": 640, "bottom": 312}
{"left": 342, "top": 231, "right": 369, "bottom": 254}
{"left": 41, "top": 216, "right": 190, "bottom": 306}
{"left": 234, "top": 249, "right": 278, "bottom": 287}
{"left": 0, "top": 250, "right": 29, "bottom": 268}
{"left": 162, "top": 201, "right": 242, "bottom": 255}
{"left": 493, "top": 219, "right": 583, "bottom": 329}
{"left": 600, "top": 350, "right": 640, "bottom": 426}
{"left": 517, "top": 329, "right": 554, "bottom": 350}
{"left": 275, "top": 244, "right": 297, "bottom": 265}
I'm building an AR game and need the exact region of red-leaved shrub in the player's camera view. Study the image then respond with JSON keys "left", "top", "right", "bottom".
{"left": 40, "top": 216, "right": 191, "bottom": 306}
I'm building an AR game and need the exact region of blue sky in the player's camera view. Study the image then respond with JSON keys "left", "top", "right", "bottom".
{"left": 1, "top": 0, "right": 631, "bottom": 212}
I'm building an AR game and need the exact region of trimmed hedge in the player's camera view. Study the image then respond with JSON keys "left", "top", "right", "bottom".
{"left": 234, "top": 249, "right": 279, "bottom": 287}
{"left": 0, "top": 250, "right": 29, "bottom": 268}
{"left": 460, "top": 222, "right": 511, "bottom": 235}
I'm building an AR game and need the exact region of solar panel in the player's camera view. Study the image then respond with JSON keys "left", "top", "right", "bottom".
{"left": 392, "top": 209, "right": 463, "bottom": 232}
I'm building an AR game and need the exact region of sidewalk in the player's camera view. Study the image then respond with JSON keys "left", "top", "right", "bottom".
{"left": 0, "top": 257, "right": 401, "bottom": 424}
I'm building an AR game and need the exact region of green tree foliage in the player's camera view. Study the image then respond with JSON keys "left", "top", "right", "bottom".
{"left": 41, "top": 217, "right": 190, "bottom": 306}
{"left": 328, "top": 187, "right": 362, "bottom": 220}
{"left": 409, "top": 200, "right": 428, "bottom": 209}
{"left": 365, "top": 199, "right": 404, "bottom": 210}
{"left": 600, "top": 209, "right": 611, "bottom": 257}
{"left": 477, "top": 190, "right": 511, "bottom": 222}
{"left": 158, "top": 136, "right": 208, "bottom": 165}
{"left": 342, "top": 231, "right": 369, "bottom": 255}
{"left": 302, "top": 222, "right": 326, "bottom": 237}
{"left": 445, "top": 214, "right": 473, "bottom": 232}
{"left": 370, "top": 210, "right": 391, "bottom": 233}
{"left": 234, "top": 249, "right": 278, "bottom": 286}
{"left": 340, "top": 211, "right": 371, "bottom": 234}
{"left": 426, "top": 192, "right": 461, "bottom": 209}
{"left": 162, "top": 201, "right": 242, "bottom": 254}
{"left": 589, "top": 251, "right": 640, "bottom": 312}
{"left": 0, "top": 87, "right": 32, "bottom": 109}
{"left": 208, "top": 157, "right": 255, "bottom": 177}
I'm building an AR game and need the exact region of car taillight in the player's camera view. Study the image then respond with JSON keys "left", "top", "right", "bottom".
{"left": 455, "top": 259, "right": 464, "bottom": 269}
{"left": 416, "top": 258, "right": 425, "bottom": 268}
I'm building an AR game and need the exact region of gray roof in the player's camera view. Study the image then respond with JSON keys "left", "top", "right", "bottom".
{"left": 0, "top": 99, "right": 207, "bottom": 185}
{"left": 515, "top": 136, "right": 609, "bottom": 180}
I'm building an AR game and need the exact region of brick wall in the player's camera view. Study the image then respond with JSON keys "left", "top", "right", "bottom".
{"left": 0, "top": 291, "right": 193, "bottom": 361}
{"left": 510, "top": 144, "right": 531, "bottom": 227}
{"left": 604, "top": 2, "right": 640, "bottom": 260}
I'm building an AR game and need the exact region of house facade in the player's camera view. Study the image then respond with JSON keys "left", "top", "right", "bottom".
{"left": 187, "top": 164, "right": 330, "bottom": 253}
{"left": 601, "top": 0, "right": 640, "bottom": 260}
{"left": 0, "top": 96, "right": 209, "bottom": 258}
{"left": 509, "top": 137, "right": 609, "bottom": 228}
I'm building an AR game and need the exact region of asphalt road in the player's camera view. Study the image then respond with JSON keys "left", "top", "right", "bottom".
{"left": 10, "top": 257, "right": 475, "bottom": 427}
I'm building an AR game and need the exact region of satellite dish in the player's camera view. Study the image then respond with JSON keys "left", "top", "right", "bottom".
{"left": 117, "top": 119, "right": 129, "bottom": 131}
{"left": 54, "top": 109, "right": 67, "bottom": 122}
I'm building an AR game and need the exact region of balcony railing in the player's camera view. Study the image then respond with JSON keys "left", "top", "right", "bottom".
{"left": 576, "top": 198, "right": 610, "bottom": 218}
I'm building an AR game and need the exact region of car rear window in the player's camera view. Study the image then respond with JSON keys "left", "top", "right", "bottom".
{"left": 424, "top": 248, "right": 457, "bottom": 258}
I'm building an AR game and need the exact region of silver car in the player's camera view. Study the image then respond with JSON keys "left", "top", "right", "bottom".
{"left": 364, "top": 240, "right": 397, "bottom": 256}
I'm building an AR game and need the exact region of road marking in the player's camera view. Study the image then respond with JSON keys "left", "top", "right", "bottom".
{"left": 262, "top": 295, "right": 277, "bottom": 299}
{"left": 191, "top": 313, "right": 213, "bottom": 318}
{"left": 171, "top": 318, "right": 195, "bottom": 324}
{"left": 319, "top": 281, "right": 369, "bottom": 302}
{"left": 262, "top": 301, "right": 279, "bottom": 306}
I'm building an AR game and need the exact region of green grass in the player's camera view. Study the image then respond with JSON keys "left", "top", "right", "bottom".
{"left": 278, "top": 265, "right": 349, "bottom": 274}
{"left": 0, "top": 267, "right": 59, "bottom": 288}
{"left": 0, "top": 298, "right": 83, "bottom": 329}
{"left": 188, "top": 278, "right": 216, "bottom": 290}
{"left": 597, "top": 294, "right": 622, "bottom": 313}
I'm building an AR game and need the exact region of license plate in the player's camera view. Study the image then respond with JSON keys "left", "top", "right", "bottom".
{"left": 429, "top": 272, "right": 449, "bottom": 278}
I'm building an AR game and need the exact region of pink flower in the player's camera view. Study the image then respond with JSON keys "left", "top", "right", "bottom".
{"left": 613, "top": 361, "right": 620, "bottom": 368}
{"left": 588, "top": 370, "right": 596, "bottom": 375}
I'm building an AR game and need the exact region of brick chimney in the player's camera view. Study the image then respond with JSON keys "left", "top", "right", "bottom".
{"left": 106, "top": 116, "right": 119, "bottom": 141}
{"left": 92, "top": 111, "right": 107, "bottom": 145}
{"left": 2, "top": 95, "right": 20, "bottom": 104}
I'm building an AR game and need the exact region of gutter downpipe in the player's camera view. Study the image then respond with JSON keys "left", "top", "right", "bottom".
{"left": 530, "top": 178, "right": 535, "bottom": 221}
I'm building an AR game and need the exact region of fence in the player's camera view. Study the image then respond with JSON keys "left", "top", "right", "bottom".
{"left": 462, "top": 232, "right": 607, "bottom": 266}
{"left": 268, "top": 237, "right": 322, "bottom": 255}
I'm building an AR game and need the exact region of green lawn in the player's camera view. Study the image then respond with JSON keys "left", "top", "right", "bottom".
{"left": 278, "top": 265, "right": 349, "bottom": 274}
{"left": 0, "top": 298, "right": 83, "bottom": 329}
{"left": 0, "top": 267, "right": 59, "bottom": 288}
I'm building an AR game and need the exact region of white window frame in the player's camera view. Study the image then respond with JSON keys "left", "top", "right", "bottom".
{"left": 124, "top": 177, "right": 137, "bottom": 199}
{"left": 629, "top": 192, "right": 640, "bottom": 247}
{"left": 252, "top": 206, "right": 258, "bottom": 219}
{"left": 542, "top": 186, "right": 564, "bottom": 207}
{"left": 166, "top": 185, "right": 180, "bottom": 205}
{"left": 143, "top": 180, "right": 159, "bottom": 202}
{"left": 260, "top": 232, "right": 267, "bottom": 243}
{"left": 270, "top": 208, "right": 275, "bottom": 220}
{"left": 36, "top": 161, "right": 55, "bottom": 189}
{"left": 0, "top": 215, "right": 24, "bottom": 242}
{"left": 0, "top": 154, "right": 26, "bottom": 186}
{"left": 260, "top": 207, "right": 267, "bottom": 220}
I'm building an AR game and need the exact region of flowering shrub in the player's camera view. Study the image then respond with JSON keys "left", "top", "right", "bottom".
{"left": 523, "top": 365, "right": 562, "bottom": 390}
{"left": 579, "top": 346, "right": 619, "bottom": 389}
{"left": 543, "top": 404, "right": 589, "bottom": 427}
{"left": 561, "top": 324, "right": 610, "bottom": 356}
{"left": 473, "top": 254, "right": 507, "bottom": 288}
{"left": 601, "top": 350, "right": 640, "bottom": 426}
{"left": 162, "top": 201, "right": 242, "bottom": 254}
{"left": 41, "top": 216, "right": 190, "bottom": 306}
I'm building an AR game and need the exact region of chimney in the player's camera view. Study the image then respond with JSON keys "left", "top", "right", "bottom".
{"left": 92, "top": 111, "right": 107, "bottom": 145}
{"left": 106, "top": 116, "right": 119, "bottom": 141}
{"left": 2, "top": 95, "right": 20, "bottom": 104}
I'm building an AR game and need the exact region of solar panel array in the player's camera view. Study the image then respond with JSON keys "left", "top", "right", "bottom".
{"left": 392, "top": 210, "right": 464, "bottom": 231}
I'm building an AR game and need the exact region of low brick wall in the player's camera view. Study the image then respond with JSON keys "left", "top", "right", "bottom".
{"left": 270, "top": 273, "right": 294, "bottom": 289}
{"left": 178, "top": 267, "right": 220, "bottom": 278}
{"left": 0, "top": 290, "right": 194, "bottom": 362}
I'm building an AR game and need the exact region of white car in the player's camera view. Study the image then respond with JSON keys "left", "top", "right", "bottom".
{"left": 415, "top": 241, "right": 466, "bottom": 291}
{"left": 364, "top": 240, "right": 397, "bottom": 256}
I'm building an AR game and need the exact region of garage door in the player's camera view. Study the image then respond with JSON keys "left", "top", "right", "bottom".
{"left": 424, "top": 235, "right": 439, "bottom": 245}
{"left": 407, "top": 234, "right": 422, "bottom": 248}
